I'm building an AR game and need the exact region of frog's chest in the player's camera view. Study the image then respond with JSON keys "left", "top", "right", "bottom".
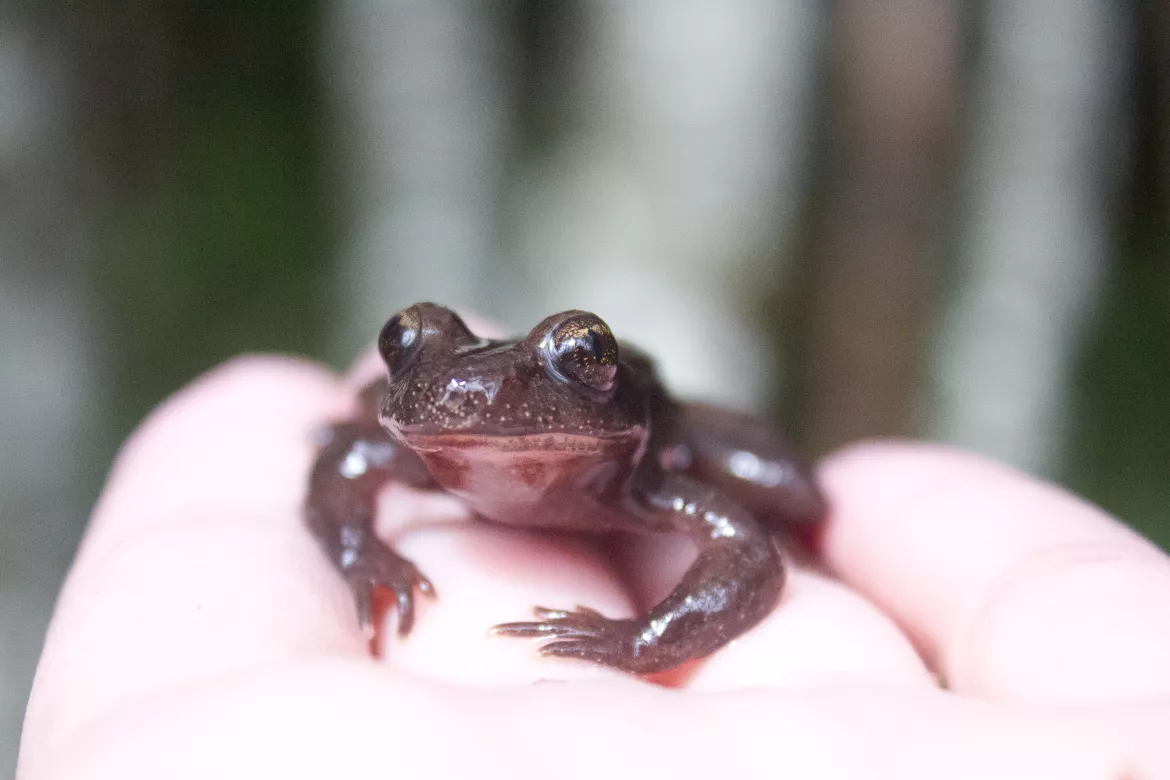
{"left": 414, "top": 435, "right": 644, "bottom": 532}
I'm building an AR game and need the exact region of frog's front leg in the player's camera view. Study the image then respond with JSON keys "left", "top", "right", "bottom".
{"left": 493, "top": 473, "right": 783, "bottom": 674}
{"left": 305, "top": 381, "right": 439, "bottom": 635}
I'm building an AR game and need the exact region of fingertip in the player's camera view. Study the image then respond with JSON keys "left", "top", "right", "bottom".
{"left": 157, "top": 353, "right": 342, "bottom": 427}
{"left": 91, "top": 354, "right": 342, "bottom": 551}
{"left": 112, "top": 353, "right": 341, "bottom": 472}
{"left": 818, "top": 438, "right": 1170, "bottom": 703}
{"left": 819, "top": 439, "right": 993, "bottom": 498}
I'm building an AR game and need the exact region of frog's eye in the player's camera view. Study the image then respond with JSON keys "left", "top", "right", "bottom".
{"left": 541, "top": 314, "right": 619, "bottom": 394}
{"left": 379, "top": 307, "right": 423, "bottom": 375}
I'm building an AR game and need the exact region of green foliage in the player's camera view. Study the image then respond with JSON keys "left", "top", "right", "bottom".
{"left": 1068, "top": 232, "right": 1170, "bottom": 547}
{"left": 94, "top": 0, "right": 335, "bottom": 434}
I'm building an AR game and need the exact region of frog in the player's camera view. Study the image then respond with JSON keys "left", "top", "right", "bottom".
{"left": 306, "top": 303, "right": 826, "bottom": 675}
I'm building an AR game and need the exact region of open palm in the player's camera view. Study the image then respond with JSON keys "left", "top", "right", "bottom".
{"left": 18, "top": 356, "right": 1170, "bottom": 779}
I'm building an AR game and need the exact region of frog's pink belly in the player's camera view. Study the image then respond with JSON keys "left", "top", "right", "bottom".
{"left": 409, "top": 434, "right": 639, "bottom": 531}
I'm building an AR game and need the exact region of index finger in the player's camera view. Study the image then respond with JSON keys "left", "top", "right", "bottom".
{"left": 819, "top": 441, "right": 1170, "bottom": 703}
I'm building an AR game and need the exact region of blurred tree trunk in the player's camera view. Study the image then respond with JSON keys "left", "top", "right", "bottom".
{"left": 324, "top": 0, "right": 516, "bottom": 352}
{"left": 800, "top": 1, "right": 958, "bottom": 453}
{"left": 929, "top": 0, "right": 1128, "bottom": 477}
{"left": 0, "top": 7, "right": 95, "bottom": 777}
{"left": 512, "top": 1, "right": 822, "bottom": 410}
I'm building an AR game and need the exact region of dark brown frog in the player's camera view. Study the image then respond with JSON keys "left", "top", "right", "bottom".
{"left": 306, "top": 303, "right": 825, "bottom": 674}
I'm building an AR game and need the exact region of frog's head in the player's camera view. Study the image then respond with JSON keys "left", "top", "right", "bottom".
{"left": 377, "top": 303, "right": 649, "bottom": 502}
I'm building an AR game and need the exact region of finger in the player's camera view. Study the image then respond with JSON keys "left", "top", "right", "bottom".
{"left": 25, "top": 662, "right": 1159, "bottom": 780}
{"left": 820, "top": 441, "right": 1170, "bottom": 702}
{"left": 618, "top": 534, "right": 934, "bottom": 690}
{"left": 25, "top": 357, "right": 369, "bottom": 750}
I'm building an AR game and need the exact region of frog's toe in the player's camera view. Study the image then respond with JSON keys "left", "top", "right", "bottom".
{"left": 537, "top": 637, "right": 623, "bottom": 664}
{"left": 491, "top": 605, "right": 615, "bottom": 640}
{"left": 342, "top": 545, "right": 435, "bottom": 636}
{"left": 492, "top": 606, "right": 657, "bottom": 671}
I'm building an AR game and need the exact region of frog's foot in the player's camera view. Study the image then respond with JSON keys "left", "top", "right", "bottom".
{"left": 341, "top": 542, "right": 435, "bottom": 636}
{"left": 492, "top": 606, "right": 681, "bottom": 675}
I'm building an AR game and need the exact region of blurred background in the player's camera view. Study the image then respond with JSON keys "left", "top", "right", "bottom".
{"left": 2, "top": 0, "right": 1168, "bottom": 772}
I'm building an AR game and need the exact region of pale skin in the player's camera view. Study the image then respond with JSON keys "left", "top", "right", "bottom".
{"left": 17, "top": 351, "right": 1170, "bottom": 779}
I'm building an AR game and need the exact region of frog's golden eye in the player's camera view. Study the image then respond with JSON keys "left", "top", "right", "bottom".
{"left": 542, "top": 314, "right": 619, "bottom": 394}
{"left": 379, "top": 306, "right": 423, "bottom": 376}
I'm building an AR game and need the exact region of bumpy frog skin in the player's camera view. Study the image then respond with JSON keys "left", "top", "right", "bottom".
{"left": 306, "top": 303, "right": 826, "bottom": 675}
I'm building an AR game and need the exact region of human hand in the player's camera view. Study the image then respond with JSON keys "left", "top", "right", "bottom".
{"left": 18, "top": 355, "right": 1170, "bottom": 779}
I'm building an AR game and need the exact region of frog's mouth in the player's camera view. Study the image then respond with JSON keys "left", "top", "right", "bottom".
{"left": 399, "top": 429, "right": 642, "bottom": 455}
{"left": 400, "top": 431, "right": 644, "bottom": 507}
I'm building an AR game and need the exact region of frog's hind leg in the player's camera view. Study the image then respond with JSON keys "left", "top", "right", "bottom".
{"left": 492, "top": 474, "right": 783, "bottom": 675}
{"left": 305, "top": 379, "right": 439, "bottom": 636}
{"left": 675, "top": 402, "right": 826, "bottom": 528}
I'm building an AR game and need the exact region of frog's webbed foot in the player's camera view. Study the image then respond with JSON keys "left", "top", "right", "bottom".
{"left": 341, "top": 540, "right": 435, "bottom": 636}
{"left": 492, "top": 606, "right": 658, "bottom": 672}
